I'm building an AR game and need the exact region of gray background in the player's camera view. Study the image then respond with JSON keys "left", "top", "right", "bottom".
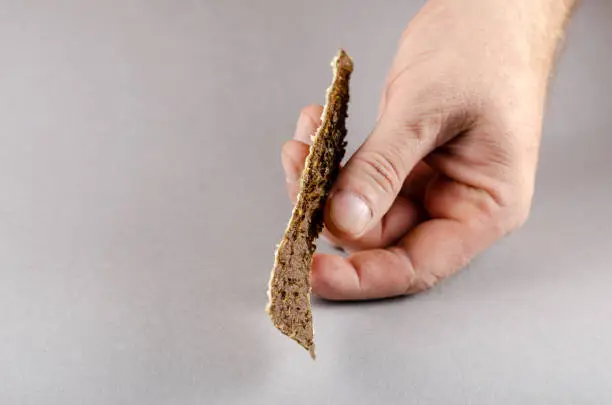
{"left": 0, "top": 1, "right": 611, "bottom": 404}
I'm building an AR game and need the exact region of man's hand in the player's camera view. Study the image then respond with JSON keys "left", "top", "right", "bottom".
{"left": 281, "top": 0, "right": 576, "bottom": 300}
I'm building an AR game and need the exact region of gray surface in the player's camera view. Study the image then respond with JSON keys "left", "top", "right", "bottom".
{"left": 0, "top": 1, "right": 611, "bottom": 404}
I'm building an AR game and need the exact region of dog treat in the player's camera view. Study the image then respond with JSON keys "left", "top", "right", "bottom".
{"left": 266, "top": 49, "right": 353, "bottom": 359}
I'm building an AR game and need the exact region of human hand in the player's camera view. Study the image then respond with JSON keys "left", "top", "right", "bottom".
{"left": 281, "top": 0, "right": 576, "bottom": 300}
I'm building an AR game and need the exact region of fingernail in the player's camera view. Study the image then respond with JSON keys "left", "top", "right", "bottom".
{"left": 294, "top": 112, "right": 317, "bottom": 144}
{"left": 330, "top": 191, "right": 372, "bottom": 236}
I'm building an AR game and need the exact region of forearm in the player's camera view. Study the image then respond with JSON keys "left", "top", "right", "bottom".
{"left": 422, "top": 0, "right": 577, "bottom": 83}
{"left": 511, "top": 0, "right": 578, "bottom": 71}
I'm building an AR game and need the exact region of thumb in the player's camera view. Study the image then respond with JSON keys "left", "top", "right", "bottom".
{"left": 325, "top": 105, "right": 442, "bottom": 239}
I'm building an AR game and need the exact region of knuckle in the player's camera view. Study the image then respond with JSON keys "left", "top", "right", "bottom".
{"left": 465, "top": 182, "right": 532, "bottom": 239}
{"left": 499, "top": 182, "right": 534, "bottom": 233}
{"left": 385, "top": 102, "right": 465, "bottom": 150}
{"left": 300, "top": 105, "right": 322, "bottom": 124}
{"left": 353, "top": 149, "right": 404, "bottom": 196}
{"left": 489, "top": 198, "right": 532, "bottom": 238}
{"left": 505, "top": 202, "right": 531, "bottom": 232}
{"left": 406, "top": 267, "right": 445, "bottom": 295}
{"left": 399, "top": 117, "right": 438, "bottom": 145}
{"left": 281, "top": 141, "right": 307, "bottom": 170}
{"left": 420, "top": 270, "right": 444, "bottom": 291}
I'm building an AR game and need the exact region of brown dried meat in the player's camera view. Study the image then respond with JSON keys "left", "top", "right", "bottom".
{"left": 266, "top": 49, "right": 353, "bottom": 359}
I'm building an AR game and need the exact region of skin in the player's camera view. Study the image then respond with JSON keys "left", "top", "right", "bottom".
{"left": 281, "top": 0, "right": 578, "bottom": 300}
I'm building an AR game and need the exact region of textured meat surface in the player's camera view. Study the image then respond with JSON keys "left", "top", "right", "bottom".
{"left": 266, "top": 49, "right": 353, "bottom": 359}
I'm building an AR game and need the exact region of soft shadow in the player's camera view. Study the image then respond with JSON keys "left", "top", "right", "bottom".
{"left": 312, "top": 289, "right": 430, "bottom": 308}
